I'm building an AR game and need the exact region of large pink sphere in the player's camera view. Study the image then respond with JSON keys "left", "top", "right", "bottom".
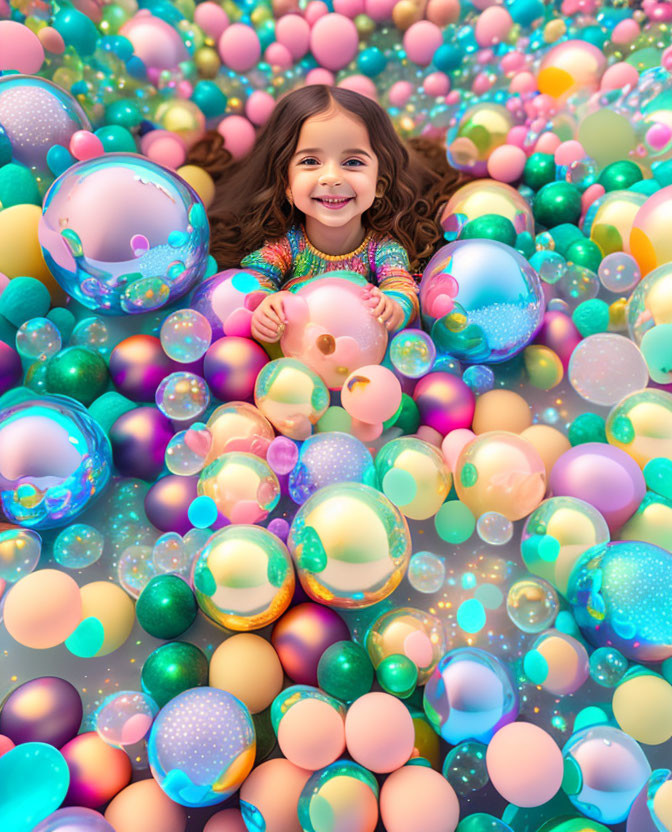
{"left": 218, "top": 23, "right": 261, "bottom": 72}
{"left": 0, "top": 21, "right": 44, "bottom": 74}
{"left": 120, "top": 11, "right": 189, "bottom": 70}
{"left": 403, "top": 21, "right": 443, "bottom": 67}
{"left": 204, "top": 336, "right": 269, "bottom": 402}
{"left": 413, "top": 372, "right": 475, "bottom": 435}
{"left": 380, "top": 766, "right": 460, "bottom": 832}
{"left": 217, "top": 115, "right": 256, "bottom": 159}
{"left": 341, "top": 365, "right": 402, "bottom": 424}
{"left": 275, "top": 14, "right": 310, "bottom": 59}
{"left": 345, "top": 692, "right": 415, "bottom": 773}
{"left": 309, "top": 13, "right": 358, "bottom": 71}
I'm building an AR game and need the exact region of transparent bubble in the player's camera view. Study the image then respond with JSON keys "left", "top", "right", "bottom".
{"left": 535, "top": 231, "right": 555, "bottom": 252}
{"left": 15, "top": 318, "right": 61, "bottom": 361}
{"left": 506, "top": 577, "right": 559, "bottom": 634}
{"left": 442, "top": 741, "right": 489, "bottom": 795}
{"left": 556, "top": 264, "right": 600, "bottom": 309}
{"left": 462, "top": 365, "right": 494, "bottom": 394}
{"left": 569, "top": 333, "right": 649, "bottom": 407}
{"left": 564, "top": 157, "right": 598, "bottom": 189}
{"left": 70, "top": 316, "right": 110, "bottom": 355}
{"left": 182, "top": 527, "right": 210, "bottom": 560}
{"left": 160, "top": 309, "right": 212, "bottom": 363}
{"left": 165, "top": 429, "right": 208, "bottom": 476}
{"left": 152, "top": 532, "right": 191, "bottom": 576}
{"left": 598, "top": 252, "right": 641, "bottom": 294}
{"left": 389, "top": 329, "right": 436, "bottom": 378}
{"left": 536, "top": 252, "right": 566, "bottom": 285}
{"left": 155, "top": 372, "right": 210, "bottom": 421}
{"left": 118, "top": 544, "right": 156, "bottom": 598}
{"left": 121, "top": 276, "right": 171, "bottom": 313}
{"left": 53, "top": 523, "right": 104, "bottom": 569}
{"left": 0, "top": 528, "right": 41, "bottom": 582}
{"left": 476, "top": 511, "right": 513, "bottom": 545}
{"left": 94, "top": 691, "right": 159, "bottom": 748}
{"left": 408, "top": 551, "right": 445, "bottom": 593}
{"left": 589, "top": 646, "right": 628, "bottom": 687}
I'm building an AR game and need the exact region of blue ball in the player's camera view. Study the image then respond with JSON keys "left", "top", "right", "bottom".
{"left": 433, "top": 44, "right": 463, "bottom": 72}
{"left": 357, "top": 47, "right": 387, "bottom": 77}
{"left": 0, "top": 742, "right": 70, "bottom": 832}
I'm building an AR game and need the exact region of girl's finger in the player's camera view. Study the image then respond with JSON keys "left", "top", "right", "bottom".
{"left": 371, "top": 298, "right": 387, "bottom": 317}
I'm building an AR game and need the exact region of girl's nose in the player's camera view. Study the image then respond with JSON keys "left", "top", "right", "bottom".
{"left": 319, "top": 162, "right": 342, "bottom": 186}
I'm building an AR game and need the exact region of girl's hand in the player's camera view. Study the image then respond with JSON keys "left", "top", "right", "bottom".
{"left": 251, "top": 291, "right": 290, "bottom": 343}
{"left": 365, "top": 287, "right": 405, "bottom": 332}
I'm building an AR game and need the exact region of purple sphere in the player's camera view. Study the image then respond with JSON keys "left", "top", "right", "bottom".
{"left": 203, "top": 336, "right": 268, "bottom": 402}
{"left": 549, "top": 442, "right": 646, "bottom": 532}
{"left": 0, "top": 341, "right": 22, "bottom": 395}
{"left": 34, "top": 807, "right": 115, "bottom": 832}
{"left": 190, "top": 268, "right": 258, "bottom": 341}
{"left": 109, "top": 335, "right": 175, "bottom": 402}
{"left": 145, "top": 474, "right": 199, "bottom": 535}
{"left": 109, "top": 406, "right": 174, "bottom": 481}
{"left": 0, "top": 676, "right": 82, "bottom": 747}
{"left": 412, "top": 372, "right": 475, "bottom": 435}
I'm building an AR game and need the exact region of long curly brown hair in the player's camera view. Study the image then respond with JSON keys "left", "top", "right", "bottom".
{"left": 188, "top": 84, "right": 465, "bottom": 272}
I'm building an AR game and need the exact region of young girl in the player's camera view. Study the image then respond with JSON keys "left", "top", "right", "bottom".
{"left": 189, "top": 84, "right": 463, "bottom": 343}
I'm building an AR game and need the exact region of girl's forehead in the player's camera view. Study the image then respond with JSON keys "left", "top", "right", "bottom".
{"left": 297, "top": 107, "right": 373, "bottom": 150}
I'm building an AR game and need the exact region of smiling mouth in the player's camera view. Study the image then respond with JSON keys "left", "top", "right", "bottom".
{"left": 313, "top": 196, "right": 354, "bottom": 209}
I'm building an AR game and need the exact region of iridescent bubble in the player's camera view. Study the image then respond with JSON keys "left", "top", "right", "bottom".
{"left": 555, "top": 264, "right": 600, "bottom": 309}
{"left": 53, "top": 523, "right": 104, "bottom": 569}
{"left": 598, "top": 252, "right": 641, "bottom": 294}
{"left": 408, "top": 551, "right": 445, "bottom": 594}
{"left": 462, "top": 365, "right": 494, "bottom": 394}
{"left": 118, "top": 544, "right": 157, "bottom": 599}
{"left": 506, "top": 578, "right": 559, "bottom": 634}
{"left": 569, "top": 333, "right": 648, "bottom": 407}
{"left": 442, "top": 741, "right": 489, "bottom": 795}
{"left": 564, "top": 157, "right": 598, "bottom": 189}
{"left": 94, "top": 691, "right": 159, "bottom": 748}
{"left": 589, "top": 646, "right": 628, "bottom": 688}
{"left": 165, "top": 429, "right": 208, "bottom": 476}
{"left": 70, "top": 317, "right": 110, "bottom": 355}
{"left": 0, "top": 528, "right": 41, "bottom": 582}
{"left": 15, "top": 318, "right": 61, "bottom": 362}
{"left": 389, "top": 329, "right": 436, "bottom": 378}
{"left": 155, "top": 372, "right": 210, "bottom": 421}
{"left": 160, "top": 309, "right": 212, "bottom": 363}
{"left": 476, "top": 512, "right": 513, "bottom": 545}
{"left": 152, "top": 532, "right": 190, "bottom": 576}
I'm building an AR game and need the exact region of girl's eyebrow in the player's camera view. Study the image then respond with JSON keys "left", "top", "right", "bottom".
{"left": 293, "top": 147, "right": 373, "bottom": 159}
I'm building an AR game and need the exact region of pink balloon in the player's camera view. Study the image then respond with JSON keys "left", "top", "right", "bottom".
{"left": 310, "top": 13, "right": 358, "bottom": 71}
{"left": 306, "top": 67, "right": 335, "bottom": 85}
{"left": 265, "top": 42, "right": 293, "bottom": 69}
{"left": 507, "top": 125, "right": 528, "bottom": 149}
{"left": 601, "top": 62, "right": 639, "bottom": 92}
{"left": 534, "top": 132, "right": 562, "bottom": 154}
{"left": 612, "top": 18, "right": 639, "bottom": 44}
{"left": 364, "top": 0, "right": 396, "bottom": 21}
{"left": 380, "top": 766, "right": 460, "bottom": 832}
{"left": 403, "top": 21, "right": 443, "bottom": 67}
{"left": 276, "top": 13, "right": 310, "bottom": 59}
{"left": 554, "top": 139, "right": 586, "bottom": 167}
{"left": 441, "top": 428, "right": 476, "bottom": 473}
{"left": 475, "top": 5, "right": 513, "bottom": 47}
{"left": 38, "top": 26, "right": 65, "bottom": 54}
{"left": 194, "top": 1, "right": 229, "bottom": 39}
{"left": 389, "top": 81, "right": 414, "bottom": 108}
{"left": 509, "top": 70, "right": 537, "bottom": 94}
{"left": 69, "top": 130, "right": 104, "bottom": 162}
{"left": 337, "top": 75, "right": 377, "bottom": 100}
{"left": 333, "top": 0, "right": 364, "bottom": 16}
{"left": 487, "top": 144, "right": 526, "bottom": 182}
{"left": 501, "top": 50, "right": 526, "bottom": 73}
{"left": 121, "top": 11, "right": 189, "bottom": 70}
{"left": 218, "top": 23, "right": 261, "bottom": 72}
{"left": 217, "top": 116, "right": 256, "bottom": 159}
{"left": 245, "top": 91, "right": 275, "bottom": 126}
{"left": 426, "top": 0, "right": 461, "bottom": 26}
{"left": 487, "top": 722, "right": 563, "bottom": 807}
{"left": 581, "top": 182, "right": 605, "bottom": 215}
{"left": 424, "top": 72, "right": 450, "bottom": 97}
{"left": 0, "top": 21, "right": 44, "bottom": 73}
{"left": 304, "top": 1, "right": 329, "bottom": 24}
{"left": 140, "top": 130, "right": 187, "bottom": 169}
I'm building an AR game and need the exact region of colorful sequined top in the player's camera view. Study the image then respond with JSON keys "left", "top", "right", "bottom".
{"left": 240, "top": 224, "right": 420, "bottom": 328}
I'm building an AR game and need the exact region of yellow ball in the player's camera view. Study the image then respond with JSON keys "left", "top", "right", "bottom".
{"left": 79, "top": 581, "right": 135, "bottom": 657}
{"left": 194, "top": 46, "right": 221, "bottom": 78}
{"left": 520, "top": 425, "right": 571, "bottom": 481}
{"left": 393, "top": 0, "right": 422, "bottom": 31}
{"left": 412, "top": 715, "right": 441, "bottom": 770}
{"left": 176, "top": 164, "right": 216, "bottom": 209}
{"left": 653, "top": 779, "right": 672, "bottom": 832}
{"left": 613, "top": 673, "right": 672, "bottom": 745}
{"left": 621, "top": 493, "right": 672, "bottom": 552}
{"left": 523, "top": 345, "right": 564, "bottom": 390}
{"left": 0, "top": 204, "right": 64, "bottom": 302}
{"left": 154, "top": 99, "right": 206, "bottom": 148}
{"left": 210, "top": 633, "right": 284, "bottom": 714}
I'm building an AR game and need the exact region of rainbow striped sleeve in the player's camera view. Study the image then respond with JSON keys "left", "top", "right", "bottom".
{"left": 372, "top": 237, "right": 420, "bottom": 329}
{"left": 240, "top": 234, "right": 293, "bottom": 292}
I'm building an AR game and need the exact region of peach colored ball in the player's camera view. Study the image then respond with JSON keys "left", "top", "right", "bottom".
{"left": 486, "top": 722, "right": 563, "bottom": 808}
{"left": 601, "top": 62, "right": 639, "bottom": 92}
{"left": 278, "top": 697, "right": 346, "bottom": 770}
{"left": 380, "top": 765, "right": 460, "bottom": 832}
{"left": 217, "top": 115, "right": 256, "bottom": 159}
{"left": 345, "top": 692, "right": 415, "bottom": 773}
{"left": 426, "top": 0, "right": 460, "bottom": 26}
{"left": 535, "top": 631, "right": 589, "bottom": 696}
{"left": 554, "top": 140, "right": 586, "bottom": 167}
{"left": 203, "top": 809, "right": 247, "bottom": 832}
{"left": 209, "top": 633, "right": 284, "bottom": 714}
{"left": 520, "top": 425, "right": 571, "bottom": 480}
{"left": 239, "top": 758, "right": 311, "bottom": 832}
{"left": 475, "top": 5, "right": 512, "bottom": 47}
{"left": 535, "top": 132, "right": 561, "bottom": 154}
{"left": 61, "top": 731, "right": 131, "bottom": 808}
{"left": 472, "top": 389, "right": 531, "bottom": 434}
{"left": 487, "top": 144, "right": 526, "bottom": 183}
{"left": 4, "top": 569, "right": 82, "bottom": 649}
{"left": 338, "top": 75, "right": 378, "bottom": 100}
{"left": 105, "top": 779, "right": 186, "bottom": 832}
{"left": 441, "top": 428, "right": 476, "bottom": 473}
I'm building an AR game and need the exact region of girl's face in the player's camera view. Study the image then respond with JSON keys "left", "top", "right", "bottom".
{"left": 286, "top": 106, "right": 382, "bottom": 232}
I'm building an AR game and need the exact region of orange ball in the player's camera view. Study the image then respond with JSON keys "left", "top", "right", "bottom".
{"left": 472, "top": 389, "right": 532, "bottom": 434}
{"left": 3, "top": 568, "right": 81, "bottom": 649}
{"left": 520, "top": 425, "right": 571, "bottom": 480}
{"left": 60, "top": 732, "right": 132, "bottom": 808}
{"left": 239, "top": 758, "right": 311, "bottom": 832}
{"left": 105, "top": 779, "right": 186, "bottom": 832}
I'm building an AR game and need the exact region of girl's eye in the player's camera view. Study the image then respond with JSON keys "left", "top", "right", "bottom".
{"left": 344, "top": 159, "right": 365, "bottom": 167}
{"left": 299, "top": 158, "right": 319, "bottom": 165}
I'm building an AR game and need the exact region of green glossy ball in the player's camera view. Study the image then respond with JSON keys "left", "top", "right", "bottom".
{"left": 141, "top": 641, "right": 209, "bottom": 708}
{"left": 45, "top": 346, "right": 109, "bottom": 406}
{"left": 376, "top": 653, "right": 418, "bottom": 699}
{"left": 523, "top": 152, "right": 556, "bottom": 191}
{"left": 460, "top": 214, "right": 517, "bottom": 247}
{"left": 643, "top": 457, "right": 672, "bottom": 501}
{"left": 548, "top": 223, "right": 584, "bottom": 257}
{"left": 389, "top": 392, "right": 421, "bottom": 435}
{"left": 565, "top": 239, "right": 602, "bottom": 272}
{"left": 136, "top": 574, "right": 197, "bottom": 639}
{"left": 598, "top": 160, "right": 642, "bottom": 193}
{"left": 533, "top": 182, "right": 582, "bottom": 228}
{"left": 317, "top": 640, "right": 374, "bottom": 702}
{"left": 568, "top": 412, "right": 607, "bottom": 446}
{"left": 94, "top": 125, "right": 137, "bottom": 154}
{"left": 515, "top": 231, "right": 535, "bottom": 259}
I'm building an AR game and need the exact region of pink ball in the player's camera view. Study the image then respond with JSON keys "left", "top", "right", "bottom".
{"left": 203, "top": 809, "right": 247, "bottom": 832}
{"left": 121, "top": 11, "right": 189, "bottom": 70}
{"left": 337, "top": 75, "right": 377, "bottom": 100}
{"left": 304, "top": 1, "right": 329, "bottom": 25}
{"left": 278, "top": 697, "right": 346, "bottom": 770}
{"left": 549, "top": 443, "right": 645, "bottom": 532}
{"left": 341, "top": 365, "right": 402, "bottom": 424}
{"left": 472, "top": 72, "right": 493, "bottom": 95}
{"left": 194, "top": 2, "right": 229, "bottom": 39}
{"left": 413, "top": 372, "right": 475, "bottom": 436}
{"left": 612, "top": 18, "right": 639, "bottom": 44}
{"left": 245, "top": 91, "right": 275, "bottom": 126}
{"left": 333, "top": 0, "right": 365, "bottom": 16}
{"left": 140, "top": 130, "right": 187, "bottom": 169}
{"left": 310, "top": 13, "right": 358, "bottom": 71}
{"left": 403, "top": 21, "right": 443, "bottom": 67}
{"left": 69, "top": 130, "right": 104, "bottom": 161}
{"left": 507, "top": 125, "right": 528, "bottom": 148}
{"left": 426, "top": 0, "right": 461, "bottom": 26}
{"left": 646, "top": 122, "right": 672, "bottom": 152}
{"left": 203, "top": 336, "right": 269, "bottom": 402}
{"left": 276, "top": 13, "right": 310, "bottom": 59}
{"left": 475, "top": 5, "right": 513, "bottom": 47}
{"left": 424, "top": 72, "right": 450, "bottom": 97}
{"left": 217, "top": 115, "right": 256, "bottom": 159}
{"left": 345, "top": 692, "right": 415, "bottom": 774}
{"left": 306, "top": 67, "right": 334, "bottom": 85}
{"left": 581, "top": 182, "right": 605, "bottom": 214}
{"left": 380, "top": 766, "right": 460, "bottom": 832}
{"left": 501, "top": 50, "right": 526, "bottom": 73}
{"left": 0, "top": 21, "right": 44, "bottom": 74}
{"left": 364, "top": 0, "right": 396, "bottom": 21}
{"left": 218, "top": 23, "right": 260, "bottom": 72}
{"left": 239, "top": 759, "right": 311, "bottom": 832}
{"left": 389, "top": 80, "right": 414, "bottom": 107}
{"left": 38, "top": 27, "right": 65, "bottom": 55}
{"left": 554, "top": 139, "right": 585, "bottom": 167}
{"left": 601, "top": 62, "right": 640, "bottom": 92}
{"left": 487, "top": 144, "right": 526, "bottom": 183}
{"left": 487, "top": 722, "right": 563, "bottom": 807}
{"left": 265, "top": 42, "right": 293, "bottom": 69}
{"left": 534, "top": 132, "right": 562, "bottom": 154}
{"left": 441, "top": 428, "right": 476, "bottom": 472}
